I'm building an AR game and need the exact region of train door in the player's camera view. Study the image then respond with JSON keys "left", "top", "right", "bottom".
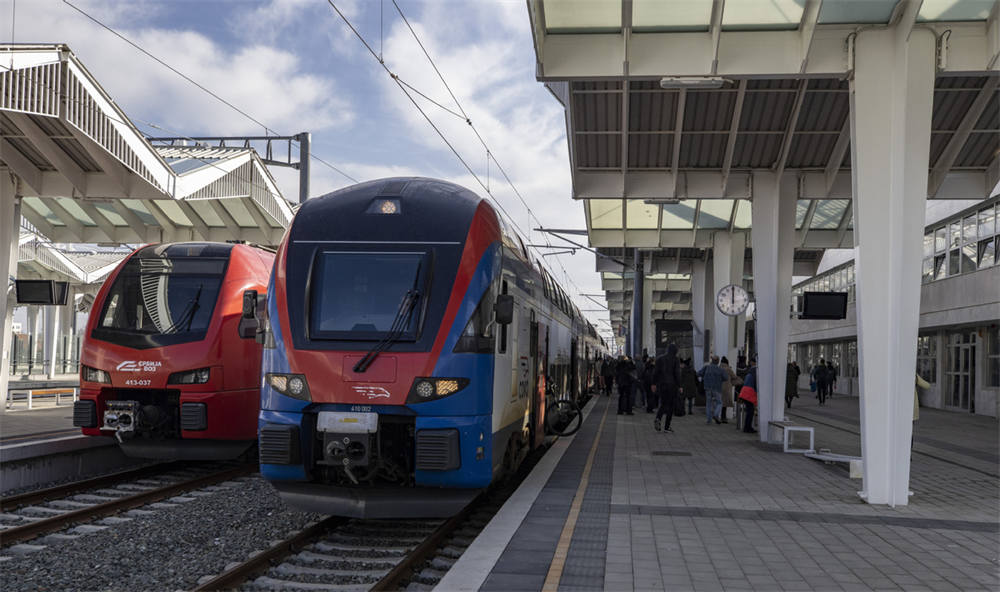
{"left": 528, "top": 312, "right": 547, "bottom": 449}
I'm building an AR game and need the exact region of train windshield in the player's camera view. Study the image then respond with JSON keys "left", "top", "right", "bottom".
{"left": 310, "top": 251, "right": 428, "bottom": 341}
{"left": 91, "top": 258, "right": 227, "bottom": 349}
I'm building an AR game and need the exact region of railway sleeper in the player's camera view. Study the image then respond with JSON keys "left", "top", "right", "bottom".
{"left": 271, "top": 563, "right": 384, "bottom": 582}
{"left": 311, "top": 541, "right": 412, "bottom": 554}
{"left": 248, "top": 575, "right": 370, "bottom": 591}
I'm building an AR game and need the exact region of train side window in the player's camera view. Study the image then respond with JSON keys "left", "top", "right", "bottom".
{"left": 499, "top": 281, "right": 509, "bottom": 354}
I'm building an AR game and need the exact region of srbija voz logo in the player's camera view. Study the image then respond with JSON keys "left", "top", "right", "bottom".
{"left": 352, "top": 385, "right": 391, "bottom": 399}
{"left": 116, "top": 361, "right": 162, "bottom": 373}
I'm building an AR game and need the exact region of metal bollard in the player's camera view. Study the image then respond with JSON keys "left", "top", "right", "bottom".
{"left": 27, "top": 390, "right": 33, "bottom": 410}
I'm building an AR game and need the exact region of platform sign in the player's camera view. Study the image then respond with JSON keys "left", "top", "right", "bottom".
{"left": 15, "top": 280, "right": 69, "bottom": 305}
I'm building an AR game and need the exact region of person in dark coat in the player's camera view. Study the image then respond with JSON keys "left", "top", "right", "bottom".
{"left": 600, "top": 356, "right": 615, "bottom": 397}
{"left": 785, "top": 361, "right": 800, "bottom": 408}
{"left": 812, "top": 359, "right": 829, "bottom": 405}
{"left": 616, "top": 356, "right": 635, "bottom": 415}
{"left": 652, "top": 344, "right": 682, "bottom": 432}
{"left": 642, "top": 355, "right": 656, "bottom": 412}
{"left": 740, "top": 358, "right": 758, "bottom": 433}
{"left": 680, "top": 359, "right": 700, "bottom": 415}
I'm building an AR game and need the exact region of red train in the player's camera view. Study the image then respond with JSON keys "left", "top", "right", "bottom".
{"left": 73, "top": 242, "right": 274, "bottom": 460}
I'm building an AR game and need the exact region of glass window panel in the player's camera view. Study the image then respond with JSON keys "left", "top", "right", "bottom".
{"left": 978, "top": 238, "right": 996, "bottom": 268}
{"left": 22, "top": 197, "right": 65, "bottom": 227}
{"left": 732, "top": 199, "right": 752, "bottom": 229}
{"left": 93, "top": 203, "right": 128, "bottom": 226}
{"left": 979, "top": 207, "right": 996, "bottom": 238}
{"left": 661, "top": 200, "right": 698, "bottom": 229}
{"left": 54, "top": 198, "right": 96, "bottom": 227}
{"left": 948, "top": 249, "right": 960, "bottom": 276}
{"left": 961, "top": 243, "right": 977, "bottom": 273}
{"left": 697, "top": 199, "right": 734, "bottom": 229}
{"left": 589, "top": 200, "right": 623, "bottom": 229}
{"left": 933, "top": 254, "right": 946, "bottom": 280}
{"left": 544, "top": 0, "right": 622, "bottom": 33}
{"left": 963, "top": 215, "right": 977, "bottom": 243}
{"left": 917, "top": 0, "right": 993, "bottom": 22}
{"left": 819, "top": 0, "right": 898, "bottom": 24}
{"left": 795, "top": 200, "right": 809, "bottom": 229}
{"left": 922, "top": 258, "right": 934, "bottom": 283}
{"left": 950, "top": 221, "right": 961, "bottom": 248}
{"left": 632, "top": 0, "right": 712, "bottom": 31}
{"left": 935, "top": 227, "right": 947, "bottom": 252}
{"left": 923, "top": 233, "right": 934, "bottom": 257}
{"left": 722, "top": 0, "right": 804, "bottom": 30}
{"left": 626, "top": 199, "right": 659, "bottom": 229}
{"left": 810, "top": 200, "right": 849, "bottom": 229}
{"left": 122, "top": 199, "right": 159, "bottom": 226}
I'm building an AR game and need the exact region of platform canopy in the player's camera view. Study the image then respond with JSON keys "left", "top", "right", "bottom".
{"left": 528, "top": 0, "right": 999, "bottom": 329}
{"left": 16, "top": 229, "right": 126, "bottom": 287}
{"left": 1, "top": 44, "right": 294, "bottom": 247}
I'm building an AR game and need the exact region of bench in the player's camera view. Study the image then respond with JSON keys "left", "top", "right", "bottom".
{"left": 805, "top": 449, "right": 863, "bottom": 479}
{"left": 5, "top": 388, "right": 78, "bottom": 410}
{"left": 769, "top": 420, "right": 815, "bottom": 453}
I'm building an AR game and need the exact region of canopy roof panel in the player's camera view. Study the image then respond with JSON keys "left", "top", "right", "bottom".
{"left": 1, "top": 44, "right": 294, "bottom": 247}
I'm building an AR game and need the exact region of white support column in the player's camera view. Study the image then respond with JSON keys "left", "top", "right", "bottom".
{"left": 712, "top": 232, "right": 733, "bottom": 366}
{"left": 751, "top": 171, "right": 797, "bottom": 444}
{"left": 0, "top": 179, "right": 20, "bottom": 406}
{"left": 57, "top": 286, "right": 74, "bottom": 374}
{"left": 44, "top": 301, "right": 60, "bottom": 379}
{"left": 713, "top": 232, "right": 747, "bottom": 365}
{"left": 27, "top": 306, "right": 41, "bottom": 374}
{"left": 691, "top": 259, "right": 709, "bottom": 366}
{"left": 850, "top": 27, "right": 936, "bottom": 507}
{"left": 642, "top": 270, "right": 654, "bottom": 357}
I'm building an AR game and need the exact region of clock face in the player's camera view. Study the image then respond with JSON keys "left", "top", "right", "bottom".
{"left": 716, "top": 284, "right": 749, "bottom": 317}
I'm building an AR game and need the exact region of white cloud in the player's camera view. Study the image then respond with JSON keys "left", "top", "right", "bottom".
{"left": 6, "top": 0, "right": 353, "bottom": 136}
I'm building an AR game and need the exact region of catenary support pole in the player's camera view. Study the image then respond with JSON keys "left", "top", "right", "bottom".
{"left": 630, "top": 249, "right": 643, "bottom": 359}
{"left": 751, "top": 171, "right": 797, "bottom": 443}
{"left": 691, "top": 259, "right": 708, "bottom": 366}
{"left": 298, "top": 132, "right": 311, "bottom": 204}
{"left": 849, "top": 26, "right": 935, "bottom": 507}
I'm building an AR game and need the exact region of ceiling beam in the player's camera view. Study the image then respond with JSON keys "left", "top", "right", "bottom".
{"left": 775, "top": 80, "right": 809, "bottom": 176}
{"left": 928, "top": 76, "right": 998, "bottom": 197}
{"left": 825, "top": 117, "right": 851, "bottom": 197}
{"left": 6, "top": 112, "right": 88, "bottom": 196}
{"left": 62, "top": 120, "right": 135, "bottom": 198}
{"left": 0, "top": 138, "right": 43, "bottom": 193}
{"left": 892, "top": 0, "right": 924, "bottom": 45}
{"left": 112, "top": 200, "right": 156, "bottom": 243}
{"left": 40, "top": 198, "right": 85, "bottom": 242}
{"left": 710, "top": 0, "right": 726, "bottom": 75}
{"left": 798, "top": 201, "right": 819, "bottom": 247}
{"left": 669, "top": 90, "right": 687, "bottom": 199}
{"left": 77, "top": 200, "right": 121, "bottom": 243}
{"left": 172, "top": 200, "right": 210, "bottom": 241}
{"left": 836, "top": 201, "right": 853, "bottom": 245}
{"left": 19, "top": 202, "right": 59, "bottom": 241}
{"left": 799, "top": 0, "right": 823, "bottom": 73}
{"left": 721, "top": 79, "right": 747, "bottom": 193}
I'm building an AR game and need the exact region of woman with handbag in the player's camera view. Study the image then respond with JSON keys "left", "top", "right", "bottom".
{"left": 737, "top": 357, "right": 758, "bottom": 434}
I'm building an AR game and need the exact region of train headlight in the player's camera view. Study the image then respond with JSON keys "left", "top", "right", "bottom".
{"left": 367, "top": 198, "right": 401, "bottom": 215}
{"left": 266, "top": 373, "right": 311, "bottom": 401}
{"left": 82, "top": 365, "right": 111, "bottom": 384}
{"left": 167, "top": 368, "right": 211, "bottom": 384}
{"left": 406, "top": 378, "right": 470, "bottom": 404}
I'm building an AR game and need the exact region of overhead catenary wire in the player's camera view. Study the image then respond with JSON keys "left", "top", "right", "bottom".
{"left": 325, "top": 0, "right": 594, "bottom": 313}
{"left": 60, "top": 0, "right": 358, "bottom": 185}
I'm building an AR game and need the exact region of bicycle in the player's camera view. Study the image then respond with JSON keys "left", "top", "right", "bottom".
{"left": 544, "top": 382, "right": 583, "bottom": 437}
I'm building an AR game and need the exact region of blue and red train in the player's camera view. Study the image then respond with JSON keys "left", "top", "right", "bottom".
{"left": 74, "top": 242, "right": 274, "bottom": 460}
{"left": 254, "top": 178, "right": 604, "bottom": 517}
{"left": 73, "top": 178, "right": 602, "bottom": 517}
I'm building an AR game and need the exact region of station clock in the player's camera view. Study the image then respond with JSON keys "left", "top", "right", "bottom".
{"left": 716, "top": 284, "right": 749, "bottom": 317}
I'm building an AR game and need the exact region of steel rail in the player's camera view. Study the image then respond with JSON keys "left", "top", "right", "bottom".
{"left": 0, "top": 461, "right": 183, "bottom": 512}
{"left": 191, "top": 515, "right": 350, "bottom": 591}
{"left": 370, "top": 495, "right": 483, "bottom": 591}
{"left": 0, "top": 464, "right": 253, "bottom": 547}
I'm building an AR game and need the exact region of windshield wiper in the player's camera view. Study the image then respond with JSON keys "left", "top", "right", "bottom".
{"left": 353, "top": 289, "right": 420, "bottom": 373}
{"left": 163, "top": 284, "right": 203, "bottom": 335}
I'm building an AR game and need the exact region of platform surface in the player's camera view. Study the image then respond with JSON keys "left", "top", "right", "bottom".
{"left": 0, "top": 405, "right": 79, "bottom": 443}
{"left": 443, "top": 392, "right": 999, "bottom": 591}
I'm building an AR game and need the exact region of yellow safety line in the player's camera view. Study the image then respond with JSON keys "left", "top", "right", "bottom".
{"left": 541, "top": 399, "right": 610, "bottom": 592}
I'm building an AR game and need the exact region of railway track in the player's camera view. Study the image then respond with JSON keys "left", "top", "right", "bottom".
{"left": 0, "top": 462, "right": 254, "bottom": 548}
{"left": 193, "top": 444, "right": 554, "bottom": 591}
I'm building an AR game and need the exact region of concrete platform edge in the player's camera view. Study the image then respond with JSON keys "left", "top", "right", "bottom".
{"left": 0, "top": 435, "right": 115, "bottom": 463}
{"left": 434, "top": 395, "right": 599, "bottom": 592}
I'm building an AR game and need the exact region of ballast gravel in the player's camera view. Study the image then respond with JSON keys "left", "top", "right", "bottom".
{"left": 0, "top": 475, "right": 323, "bottom": 592}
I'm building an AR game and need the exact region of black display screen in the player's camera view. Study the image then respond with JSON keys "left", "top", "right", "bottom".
{"left": 15, "top": 280, "right": 68, "bottom": 305}
{"left": 800, "top": 292, "right": 848, "bottom": 320}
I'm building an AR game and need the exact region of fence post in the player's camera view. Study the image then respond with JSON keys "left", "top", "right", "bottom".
{"left": 27, "top": 389, "right": 33, "bottom": 410}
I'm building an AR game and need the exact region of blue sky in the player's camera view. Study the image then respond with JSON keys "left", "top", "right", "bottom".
{"left": 6, "top": 0, "right": 612, "bottom": 336}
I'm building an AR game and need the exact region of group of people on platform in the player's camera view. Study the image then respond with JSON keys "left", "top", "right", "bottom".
{"left": 594, "top": 347, "right": 760, "bottom": 435}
